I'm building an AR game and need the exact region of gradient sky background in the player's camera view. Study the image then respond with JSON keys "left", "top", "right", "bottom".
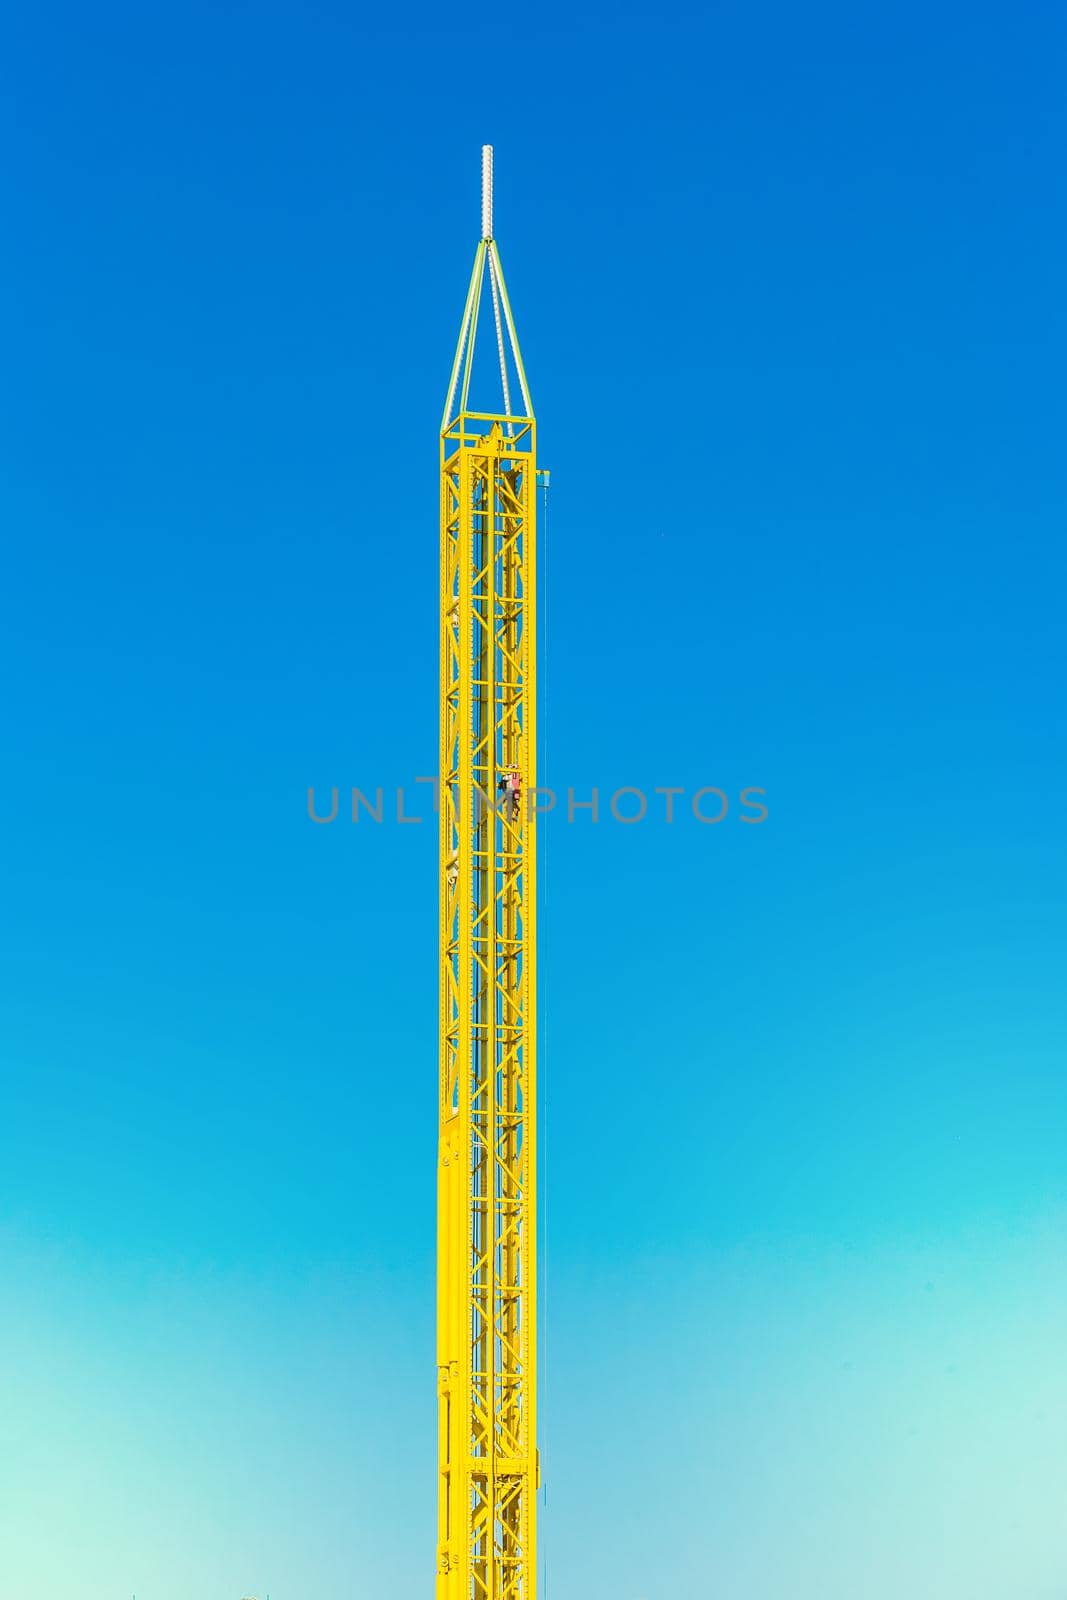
{"left": 4, "top": 1, "right": 1067, "bottom": 1596}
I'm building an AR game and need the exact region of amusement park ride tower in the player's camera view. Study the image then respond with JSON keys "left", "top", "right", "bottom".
{"left": 436, "top": 146, "right": 540, "bottom": 1600}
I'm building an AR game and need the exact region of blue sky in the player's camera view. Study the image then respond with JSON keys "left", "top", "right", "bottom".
{"left": 3, "top": 1, "right": 1066, "bottom": 1595}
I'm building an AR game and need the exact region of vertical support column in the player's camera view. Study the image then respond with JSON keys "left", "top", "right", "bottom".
{"left": 438, "top": 426, "right": 467, "bottom": 1597}
{"left": 439, "top": 415, "right": 537, "bottom": 1599}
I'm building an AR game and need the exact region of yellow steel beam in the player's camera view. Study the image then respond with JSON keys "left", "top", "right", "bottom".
{"left": 438, "top": 150, "right": 538, "bottom": 1600}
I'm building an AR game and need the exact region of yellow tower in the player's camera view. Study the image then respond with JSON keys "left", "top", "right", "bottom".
{"left": 437, "top": 145, "right": 539, "bottom": 1600}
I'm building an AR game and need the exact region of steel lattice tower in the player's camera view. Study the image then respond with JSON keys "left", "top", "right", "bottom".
{"left": 437, "top": 146, "right": 539, "bottom": 1600}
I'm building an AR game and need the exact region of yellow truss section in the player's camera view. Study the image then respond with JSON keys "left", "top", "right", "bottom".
{"left": 438, "top": 154, "right": 538, "bottom": 1600}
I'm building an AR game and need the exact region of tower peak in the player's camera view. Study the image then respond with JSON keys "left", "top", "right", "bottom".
{"left": 442, "top": 147, "right": 533, "bottom": 430}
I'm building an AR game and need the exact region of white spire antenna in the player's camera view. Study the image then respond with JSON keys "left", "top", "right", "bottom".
{"left": 442, "top": 145, "right": 533, "bottom": 427}
{"left": 482, "top": 144, "right": 494, "bottom": 241}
